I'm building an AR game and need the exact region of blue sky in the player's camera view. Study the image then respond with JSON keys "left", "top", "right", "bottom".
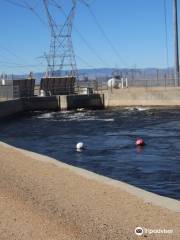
{"left": 0, "top": 0, "right": 179, "bottom": 74}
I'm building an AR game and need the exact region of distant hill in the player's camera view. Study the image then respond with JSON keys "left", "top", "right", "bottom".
{"left": 9, "top": 67, "right": 174, "bottom": 83}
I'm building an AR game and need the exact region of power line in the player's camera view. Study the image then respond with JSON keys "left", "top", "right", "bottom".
{"left": 1, "top": 0, "right": 115, "bottom": 72}
{"left": 76, "top": 54, "right": 96, "bottom": 68}
{"left": 0, "top": 57, "right": 95, "bottom": 69}
{"left": 22, "top": 1, "right": 47, "bottom": 26}
{"left": 80, "top": 0, "right": 128, "bottom": 68}
{"left": 2, "top": 0, "right": 112, "bottom": 70}
{"left": 1, "top": 0, "right": 47, "bottom": 26}
{"left": 0, "top": 0, "right": 49, "bottom": 72}
{"left": 1, "top": 0, "right": 27, "bottom": 8}
{"left": 1, "top": 0, "right": 96, "bottom": 72}
{"left": 74, "top": 27, "right": 111, "bottom": 67}
{"left": 51, "top": 0, "right": 111, "bottom": 67}
{"left": 44, "top": 0, "right": 105, "bottom": 70}
{"left": 0, "top": 44, "right": 27, "bottom": 63}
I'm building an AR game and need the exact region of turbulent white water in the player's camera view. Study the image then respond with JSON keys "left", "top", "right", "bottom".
{"left": 36, "top": 111, "right": 114, "bottom": 122}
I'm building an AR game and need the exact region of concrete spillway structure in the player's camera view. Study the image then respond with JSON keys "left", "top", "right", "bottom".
{"left": 40, "top": 76, "right": 75, "bottom": 96}
{"left": 0, "top": 94, "right": 104, "bottom": 118}
{"left": 3, "top": 87, "right": 180, "bottom": 118}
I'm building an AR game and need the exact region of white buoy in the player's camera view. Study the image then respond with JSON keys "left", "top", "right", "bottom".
{"left": 76, "top": 142, "right": 84, "bottom": 151}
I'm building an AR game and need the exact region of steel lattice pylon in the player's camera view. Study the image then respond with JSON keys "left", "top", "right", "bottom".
{"left": 43, "top": 0, "right": 78, "bottom": 77}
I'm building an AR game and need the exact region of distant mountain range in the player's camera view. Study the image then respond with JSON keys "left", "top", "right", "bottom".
{"left": 9, "top": 67, "right": 174, "bottom": 83}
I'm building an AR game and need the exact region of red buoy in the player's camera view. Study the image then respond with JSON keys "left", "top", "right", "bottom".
{"left": 135, "top": 138, "right": 145, "bottom": 147}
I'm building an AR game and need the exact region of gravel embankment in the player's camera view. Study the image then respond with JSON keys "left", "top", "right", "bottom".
{"left": 0, "top": 143, "right": 180, "bottom": 240}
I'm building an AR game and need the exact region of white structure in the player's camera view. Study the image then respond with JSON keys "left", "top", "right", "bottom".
{"left": 125, "top": 77, "right": 128, "bottom": 88}
{"left": 1, "top": 73, "right": 7, "bottom": 85}
{"left": 107, "top": 77, "right": 128, "bottom": 89}
{"left": 1, "top": 79, "right": 5, "bottom": 86}
{"left": 107, "top": 77, "right": 119, "bottom": 88}
{"left": 82, "top": 87, "right": 93, "bottom": 95}
{"left": 40, "top": 89, "right": 46, "bottom": 97}
{"left": 121, "top": 78, "right": 124, "bottom": 88}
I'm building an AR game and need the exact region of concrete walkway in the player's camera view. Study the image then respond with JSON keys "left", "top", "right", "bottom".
{"left": 0, "top": 142, "right": 179, "bottom": 240}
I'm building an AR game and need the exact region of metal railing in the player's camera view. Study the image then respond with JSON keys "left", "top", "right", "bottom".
{"left": 1, "top": 77, "right": 177, "bottom": 101}
{"left": 34, "top": 77, "right": 179, "bottom": 97}
{"left": 75, "top": 78, "right": 178, "bottom": 93}
{"left": 127, "top": 78, "right": 176, "bottom": 88}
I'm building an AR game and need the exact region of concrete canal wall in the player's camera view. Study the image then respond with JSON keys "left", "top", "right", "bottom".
{"left": 2, "top": 88, "right": 180, "bottom": 118}
{"left": 60, "top": 94, "right": 104, "bottom": 110}
{"left": 0, "top": 99, "right": 23, "bottom": 118}
{"left": 0, "top": 94, "right": 104, "bottom": 118}
{"left": 23, "top": 94, "right": 104, "bottom": 111}
{"left": 105, "top": 87, "right": 180, "bottom": 107}
{"left": 23, "top": 96, "right": 59, "bottom": 111}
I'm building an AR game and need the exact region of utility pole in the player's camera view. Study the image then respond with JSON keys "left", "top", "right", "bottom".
{"left": 173, "top": 0, "right": 180, "bottom": 87}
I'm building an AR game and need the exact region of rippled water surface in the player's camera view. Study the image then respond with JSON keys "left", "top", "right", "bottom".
{"left": 0, "top": 107, "right": 180, "bottom": 200}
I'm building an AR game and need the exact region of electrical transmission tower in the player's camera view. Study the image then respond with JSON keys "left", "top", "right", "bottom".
{"left": 43, "top": 0, "right": 78, "bottom": 77}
